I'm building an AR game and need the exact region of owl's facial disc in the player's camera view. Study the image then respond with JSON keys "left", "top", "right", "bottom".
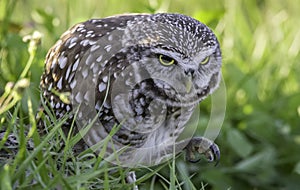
{"left": 143, "top": 46, "right": 221, "bottom": 107}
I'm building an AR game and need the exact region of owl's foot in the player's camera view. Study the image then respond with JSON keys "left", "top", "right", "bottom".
{"left": 126, "top": 171, "right": 138, "bottom": 190}
{"left": 185, "top": 137, "right": 220, "bottom": 165}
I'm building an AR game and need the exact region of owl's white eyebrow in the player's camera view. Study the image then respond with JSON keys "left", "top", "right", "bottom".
{"left": 195, "top": 45, "right": 217, "bottom": 60}
{"left": 151, "top": 48, "right": 182, "bottom": 59}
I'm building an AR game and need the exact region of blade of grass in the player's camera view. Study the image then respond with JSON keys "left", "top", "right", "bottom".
{"left": 0, "top": 164, "right": 12, "bottom": 190}
{"left": 12, "top": 115, "right": 69, "bottom": 181}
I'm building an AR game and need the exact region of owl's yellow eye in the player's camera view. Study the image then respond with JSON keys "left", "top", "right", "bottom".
{"left": 200, "top": 56, "right": 210, "bottom": 65}
{"left": 159, "top": 54, "right": 175, "bottom": 66}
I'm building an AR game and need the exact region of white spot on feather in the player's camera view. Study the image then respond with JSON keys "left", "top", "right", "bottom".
{"left": 57, "top": 77, "right": 63, "bottom": 89}
{"left": 86, "top": 54, "right": 93, "bottom": 65}
{"left": 70, "top": 80, "right": 77, "bottom": 89}
{"left": 104, "top": 45, "right": 112, "bottom": 52}
{"left": 82, "top": 68, "right": 88, "bottom": 78}
{"left": 91, "top": 45, "right": 100, "bottom": 52}
{"left": 66, "top": 105, "right": 71, "bottom": 111}
{"left": 69, "top": 42, "right": 76, "bottom": 49}
{"left": 84, "top": 91, "right": 91, "bottom": 101}
{"left": 55, "top": 103, "right": 60, "bottom": 109}
{"left": 80, "top": 39, "right": 90, "bottom": 46}
{"left": 98, "top": 83, "right": 107, "bottom": 92}
{"left": 65, "top": 66, "right": 71, "bottom": 80}
{"left": 58, "top": 56, "right": 67, "bottom": 69}
{"left": 72, "top": 59, "right": 79, "bottom": 71}
{"left": 75, "top": 92, "right": 83, "bottom": 103}
{"left": 96, "top": 55, "right": 102, "bottom": 62}
{"left": 47, "top": 83, "right": 53, "bottom": 91}
{"left": 103, "top": 76, "right": 108, "bottom": 82}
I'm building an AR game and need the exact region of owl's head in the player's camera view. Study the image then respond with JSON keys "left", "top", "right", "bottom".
{"left": 116, "top": 13, "right": 222, "bottom": 107}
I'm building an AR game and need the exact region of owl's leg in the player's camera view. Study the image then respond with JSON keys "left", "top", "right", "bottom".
{"left": 126, "top": 171, "right": 138, "bottom": 190}
{"left": 185, "top": 137, "right": 220, "bottom": 165}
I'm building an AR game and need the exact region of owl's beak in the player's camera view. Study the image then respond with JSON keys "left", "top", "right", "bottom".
{"left": 184, "top": 68, "right": 194, "bottom": 93}
{"left": 185, "top": 75, "right": 193, "bottom": 93}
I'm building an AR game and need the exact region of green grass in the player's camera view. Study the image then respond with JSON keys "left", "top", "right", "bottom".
{"left": 1, "top": 0, "right": 300, "bottom": 189}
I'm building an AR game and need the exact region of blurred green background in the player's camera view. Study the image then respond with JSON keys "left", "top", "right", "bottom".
{"left": 1, "top": 0, "right": 300, "bottom": 189}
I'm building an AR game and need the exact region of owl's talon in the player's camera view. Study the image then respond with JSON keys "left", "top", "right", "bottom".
{"left": 126, "top": 171, "right": 138, "bottom": 190}
{"left": 185, "top": 137, "right": 220, "bottom": 165}
{"left": 209, "top": 143, "right": 220, "bottom": 165}
{"left": 187, "top": 157, "right": 201, "bottom": 163}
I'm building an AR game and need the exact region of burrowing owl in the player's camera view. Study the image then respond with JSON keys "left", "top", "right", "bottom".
{"left": 40, "top": 13, "right": 221, "bottom": 167}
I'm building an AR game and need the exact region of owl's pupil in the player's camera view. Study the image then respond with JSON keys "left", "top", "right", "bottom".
{"left": 160, "top": 55, "right": 172, "bottom": 62}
